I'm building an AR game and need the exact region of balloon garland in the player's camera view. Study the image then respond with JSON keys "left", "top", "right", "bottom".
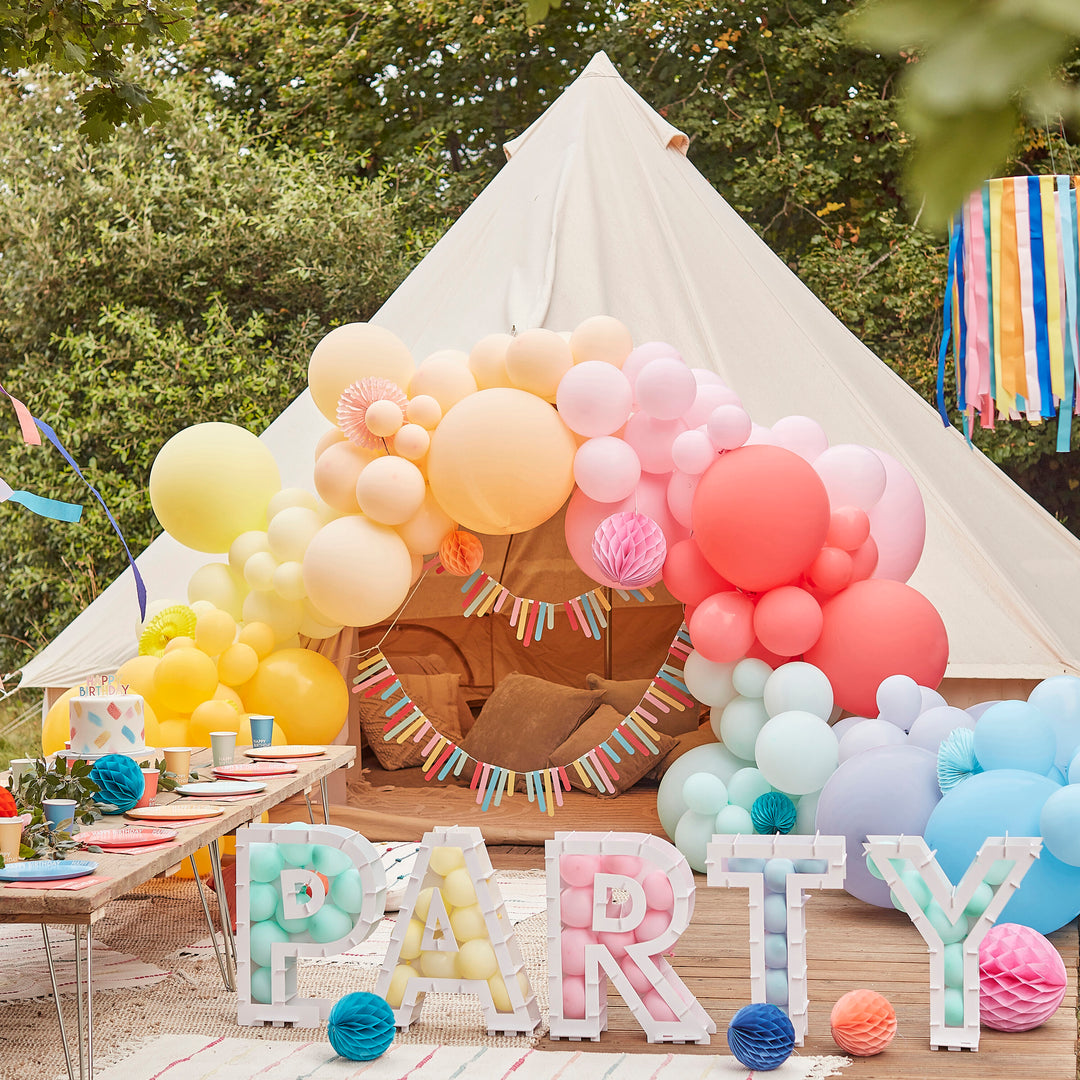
{"left": 352, "top": 626, "right": 694, "bottom": 816}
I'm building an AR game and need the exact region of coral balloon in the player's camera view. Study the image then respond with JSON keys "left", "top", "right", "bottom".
{"left": 149, "top": 423, "right": 281, "bottom": 553}
{"left": 569, "top": 315, "right": 633, "bottom": 367}
{"left": 806, "top": 547, "right": 853, "bottom": 595}
{"left": 313, "top": 441, "right": 377, "bottom": 515}
{"left": 505, "top": 328, "right": 573, "bottom": 401}
{"left": 194, "top": 608, "right": 237, "bottom": 656}
{"left": 307, "top": 323, "right": 414, "bottom": 423}
{"left": 692, "top": 445, "right": 831, "bottom": 592}
{"left": 409, "top": 350, "right": 478, "bottom": 413}
{"left": 355, "top": 456, "right": 426, "bottom": 526}
{"left": 753, "top": 586, "right": 823, "bottom": 657}
{"left": 688, "top": 591, "right": 756, "bottom": 664}
{"left": 218, "top": 642, "right": 260, "bottom": 686}
{"left": 188, "top": 699, "right": 241, "bottom": 745}
{"left": 555, "top": 361, "right": 633, "bottom": 436}
{"left": 154, "top": 648, "right": 219, "bottom": 713}
{"left": 663, "top": 539, "right": 731, "bottom": 606}
{"left": 427, "top": 388, "right": 576, "bottom": 534}
{"left": 804, "top": 579, "right": 949, "bottom": 716}
{"left": 439, "top": 530, "right": 485, "bottom": 576}
{"left": 827, "top": 507, "right": 871, "bottom": 552}
{"left": 188, "top": 562, "right": 247, "bottom": 621}
{"left": 241, "top": 648, "right": 349, "bottom": 744}
{"left": 303, "top": 515, "right": 413, "bottom": 627}
{"left": 468, "top": 333, "right": 514, "bottom": 390}
{"left": 573, "top": 437, "right": 641, "bottom": 503}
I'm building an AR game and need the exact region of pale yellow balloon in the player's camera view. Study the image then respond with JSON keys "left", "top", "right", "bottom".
{"left": 395, "top": 490, "right": 454, "bottom": 556}
{"left": 355, "top": 456, "right": 427, "bottom": 526}
{"left": 272, "top": 561, "right": 308, "bottom": 602}
{"left": 313, "top": 440, "right": 376, "bottom": 515}
{"left": 243, "top": 550, "right": 279, "bottom": 592}
{"left": 405, "top": 394, "right": 442, "bottom": 431}
{"left": 228, "top": 531, "right": 271, "bottom": 574}
{"left": 429, "top": 846, "right": 466, "bottom": 876}
{"left": 505, "top": 328, "right": 573, "bottom": 401}
{"left": 267, "top": 487, "right": 320, "bottom": 518}
{"left": 297, "top": 611, "right": 343, "bottom": 640}
{"left": 469, "top": 333, "right": 514, "bottom": 390}
{"left": 307, "top": 323, "right": 415, "bottom": 422}
{"left": 386, "top": 964, "right": 417, "bottom": 1008}
{"left": 302, "top": 515, "right": 412, "bottom": 628}
{"left": 457, "top": 938, "right": 497, "bottom": 981}
{"left": 420, "top": 950, "right": 459, "bottom": 980}
{"left": 409, "top": 350, "right": 477, "bottom": 413}
{"left": 190, "top": 599, "right": 217, "bottom": 617}
{"left": 237, "top": 621, "right": 276, "bottom": 660}
{"left": 427, "top": 388, "right": 577, "bottom": 535}
{"left": 392, "top": 423, "right": 430, "bottom": 461}
{"left": 218, "top": 642, "right": 260, "bottom": 686}
{"left": 314, "top": 426, "right": 346, "bottom": 461}
{"left": 570, "top": 314, "right": 634, "bottom": 367}
{"left": 414, "top": 887, "right": 437, "bottom": 921}
{"left": 489, "top": 970, "right": 532, "bottom": 1012}
{"left": 188, "top": 562, "right": 248, "bottom": 620}
{"left": 150, "top": 423, "right": 280, "bottom": 553}
{"left": 194, "top": 608, "right": 237, "bottom": 656}
{"left": 267, "top": 506, "right": 323, "bottom": 563}
{"left": 450, "top": 904, "right": 488, "bottom": 943}
{"left": 314, "top": 499, "right": 340, "bottom": 524}
{"left": 242, "top": 589, "right": 304, "bottom": 643}
{"left": 401, "top": 918, "right": 425, "bottom": 961}
{"left": 443, "top": 867, "right": 477, "bottom": 909}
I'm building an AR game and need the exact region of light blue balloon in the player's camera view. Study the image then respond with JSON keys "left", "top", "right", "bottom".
{"left": 250, "top": 920, "right": 290, "bottom": 967}
{"left": 943, "top": 942, "right": 964, "bottom": 988}
{"left": 1068, "top": 747, "right": 1080, "bottom": 785}
{"left": 764, "top": 968, "right": 789, "bottom": 1006}
{"left": 764, "top": 859, "right": 795, "bottom": 894}
{"left": 943, "top": 987, "right": 965, "bottom": 1027}
{"left": 1039, "top": 784, "right": 1080, "bottom": 866}
{"left": 673, "top": 810, "right": 716, "bottom": 873}
{"left": 764, "top": 932, "right": 788, "bottom": 969}
{"left": 682, "top": 772, "right": 729, "bottom": 816}
{"left": 763, "top": 893, "right": 787, "bottom": 934}
{"left": 728, "top": 768, "right": 773, "bottom": 811}
{"left": 715, "top": 803, "right": 754, "bottom": 835}
{"left": 794, "top": 858, "right": 827, "bottom": 874}
{"left": 331, "top": 867, "right": 365, "bottom": 914}
{"left": 249, "top": 844, "right": 285, "bottom": 884}
{"left": 728, "top": 857, "right": 766, "bottom": 873}
{"left": 248, "top": 881, "right": 280, "bottom": 923}
{"left": 1027, "top": 675, "right": 1080, "bottom": 769}
{"left": 656, "top": 743, "right": 751, "bottom": 839}
{"left": 310, "top": 902, "right": 355, "bottom": 944}
{"left": 250, "top": 964, "right": 273, "bottom": 1004}
{"left": 925, "top": 901, "right": 968, "bottom": 945}
{"left": 974, "top": 701, "right": 1055, "bottom": 775}
{"left": 312, "top": 844, "right": 353, "bottom": 877}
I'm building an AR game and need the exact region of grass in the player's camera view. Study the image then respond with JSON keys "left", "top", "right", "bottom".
{"left": 0, "top": 692, "right": 42, "bottom": 769}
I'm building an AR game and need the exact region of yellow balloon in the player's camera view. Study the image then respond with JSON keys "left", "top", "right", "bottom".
{"left": 194, "top": 608, "right": 237, "bottom": 656}
{"left": 149, "top": 423, "right": 281, "bottom": 553}
{"left": 243, "top": 550, "right": 279, "bottom": 591}
{"left": 450, "top": 904, "right": 488, "bottom": 943}
{"left": 188, "top": 562, "right": 248, "bottom": 620}
{"left": 427, "top": 388, "right": 577, "bottom": 534}
{"left": 154, "top": 648, "right": 219, "bottom": 713}
{"left": 401, "top": 919, "right": 424, "bottom": 961}
{"left": 240, "top": 648, "right": 348, "bottom": 743}
{"left": 505, "top": 328, "right": 573, "bottom": 401}
{"left": 156, "top": 718, "right": 190, "bottom": 747}
{"left": 164, "top": 635, "right": 196, "bottom": 653}
{"left": 420, "top": 950, "right": 458, "bottom": 979}
{"left": 213, "top": 683, "right": 245, "bottom": 709}
{"left": 188, "top": 699, "right": 241, "bottom": 745}
{"left": 395, "top": 490, "right": 454, "bottom": 556}
{"left": 385, "top": 964, "right": 417, "bottom": 1008}
{"left": 297, "top": 606, "right": 343, "bottom": 640}
{"left": 42, "top": 686, "right": 80, "bottom": 755}
{"left": 355, "top": 457, "right": 426, "bottom": 526}
{"left": 302, "top": 516, "right": 412, "bottom": 628}
{"left": 308, "top": 323, "right": 415, "bottom": 422}
{"left": 272, "top": 561, "right": 308, "bottom": 602}
{"left": 313, "top": 440, "right": 376, "bottom": 515}
{"left": 267, "top": 506, "right": 322, "bottom": 563}
{"left": 142, "top": 701, "right": 163, "bottom": 748}
{"left": 489, "top": 970, "right": 532, "bottom": 1012}
{"left": 242, "top": 590, "right": 304, "bottom": 643}
{"left": 218, "top": 642, "right": 260, "bottom": 686}
{"left": 414, "top": 887, "right": 436, "bottom": 921}
{"left": 430, "top": 846, "right": 466, "bottom": 876}
{"left": 228, "top": 530, "right": 271, "bottom": 574}
{"left": 468, "top": 333, "right": 514, "bottom": 390}
{"left": 443, "top": 867, "right": 477, "bottom": 908}
{"left": 569, "top": 314, "right": 634, "bottom": 367}
{"left": 409, "top": 350, "right": 477, "bottom": 413}
{"left": 116, "top": 655, "right": 160, "bottom": 700}
{"left": 236, "top": 715, "right": 286, "bottom": 746}
{"left": 267, "top": 488, "right": 319, "bottom": 518}
{"left": 457, "top": 938, "right": 497, "bottom": 981}
{"left": 237, "top": 621, "right": 276, "bottom": 660}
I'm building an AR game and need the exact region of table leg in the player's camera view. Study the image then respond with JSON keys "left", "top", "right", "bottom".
{"left": 86, "top": 924, "right": 94, "bottom": 1080}
{"left": 190, "top": 854, "right": 231, "bottom": 990}
{"left": 207, "top": 838, "right": 237, "bottom": 990}
{"left": 319, "top": 777, "right": 331, "bottom": 824}
{"left": 73, "top": 925, "right": 87, "bottom": 1080}
{"left": 303, "top": 787, "right": 315, "bottom": 824}
{"left": 41, "top": 925, "right": 75, "bottom": 1080}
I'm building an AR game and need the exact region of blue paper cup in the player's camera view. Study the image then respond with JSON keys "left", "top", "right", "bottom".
{"left": 42, "top": 799, "right": 77, "bottom": 833}
{"left": 248, "top": 715, "right": 275, "bottom": 748}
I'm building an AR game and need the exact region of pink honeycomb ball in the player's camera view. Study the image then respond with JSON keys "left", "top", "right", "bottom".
{"left": 979, "top": 923, "right": 1068, "bottom": 1032}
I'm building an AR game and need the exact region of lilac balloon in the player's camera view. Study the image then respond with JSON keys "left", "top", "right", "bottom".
{"left": 635, "top": 358, "right": 697, "bottom": 420}
{"left": 771, "top": 415, "right": 828, "bottom": 462}
{"left": 875, "top": 674, "right": 922, "bottom": 732}
{"left": 684, "top": 383, "right": 742, "bottom": 427}
{"left": 919, "top": 686, "right": 948, "bottom": 713}
{"left": 830, "top": 715, "right": 870, "bottom": 740}
{"left": 813, "top": 444, "right": 888, "bottom": 511}
{"left": 837, "top": 717, "right": 908, "bottom": 762}
{"left": 906, "top": 706, "right": 975, "bottom": 753}
{"left": 966, "top": 699, "right": 1001, "bottom": 722}
{"left": 573, "top": 437, "right": 641, "bottom": 503}
{"left": 868, "top": 449, "right": 926, "bottom": 582}
{"left": 815, "top": 745, "right": 941, "bottom": 906}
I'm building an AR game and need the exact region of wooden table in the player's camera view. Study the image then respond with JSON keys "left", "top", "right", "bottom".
{"left": 0, "top": 744, "right": 355, "bottom": 1080}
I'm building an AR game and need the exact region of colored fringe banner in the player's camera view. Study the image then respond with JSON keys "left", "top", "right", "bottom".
{"left": 452, "top": 568, "right": 654, "bottom": 645}
{"left": 350, "top": 625, "right": 695, "bottom": 816}
{"left": 937, "top": 175, "right": 1080, "bottom": 449}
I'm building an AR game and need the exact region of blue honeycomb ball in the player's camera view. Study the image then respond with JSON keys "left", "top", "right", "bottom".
{"left": 327, "top": 992, "right": 395, "bottom": 1061}
{"left": 727, "top": 1002, "right": 796, "bottom": 1071}
{"left": 89, "top": 754, "right": 145, "bottom": 814}
{"left": 750, "top": 792, "right": 797, "bottom": 835}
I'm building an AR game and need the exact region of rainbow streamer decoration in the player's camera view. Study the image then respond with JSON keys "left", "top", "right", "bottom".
{"left": 351, "top": 626, "right": 695, "bottom": 816}
{"left": 937, "top": 175, "right": 1080, "bottom": 450}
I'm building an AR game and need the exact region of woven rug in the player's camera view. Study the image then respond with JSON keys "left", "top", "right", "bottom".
{"left": 96, "top": 1036, "right": 850, "bottom": 1080}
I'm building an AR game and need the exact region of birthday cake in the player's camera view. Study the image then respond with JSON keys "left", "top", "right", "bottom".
{"left": 69, "top": 693, "right": 148, "bottom": 757}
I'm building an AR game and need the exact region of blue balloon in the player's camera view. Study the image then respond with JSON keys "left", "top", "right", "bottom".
{"left": 764, "top": 932, "right": 788, "bottom": 969}
{"left": 1027, "top": 675, "right": 1080, "bottom": 769}
{"left": 1039, "top": 784, "right": 1080, "bottom": 866}
{"left": 763, "top": 893, "right": 787, "bottom": 933}
{"left": 764, "top": 858, "right": 795, "bottom": 893}
{"left": 973, "top": 701, "right": 1055, "bottom": 775}
{"left": 924, "top": 768, "right": 1080, "bottom": 934}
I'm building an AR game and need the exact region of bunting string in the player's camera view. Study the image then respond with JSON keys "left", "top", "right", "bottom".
{"left": 351, "top": 624, "right": 695, "bottom": 816}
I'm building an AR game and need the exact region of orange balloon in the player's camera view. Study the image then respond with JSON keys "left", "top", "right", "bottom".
{"left": 240, "top": 648, "right": 348, "bottom": 743}
{"left": 156, "top": 718, "right": 190, "bottom": 747}
{"left": 213, "top": 683, "right": 245, "bottom": 710}
{"left": 154, "top": 648, "right": 218, "bottom": 713}
{"left": 218, "top": 642, "right": 260, "bottom": 686}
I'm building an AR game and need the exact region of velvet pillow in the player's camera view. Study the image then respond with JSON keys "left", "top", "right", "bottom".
{"left": 358, "top": 672, "right": 463, "bottom": 770}
{"left": 549, "top": 704, "right": 678, "bottom": 796}
{"left": 585, "top": 673, "right": 700, "bottom": 736}
{"left": 460, "top": 674, "right": 603, "bottom": 773}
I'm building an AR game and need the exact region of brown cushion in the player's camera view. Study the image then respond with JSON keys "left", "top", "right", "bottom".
{"left": 387, "top": 653, "right": 447, "bottom": 676}
{"left": 649, "top": 723, "right": 719, "bottom": 781}
{"left": 460, "top": 674, "right": 603, "bottom": 773}
{"left": 550, "top": 704, "right": 678, "bottom": 796}
{"left": 586, "top": 673, "right": 700, "bottom": 736}
{"left": 358, "top": 672, "right": 463, "bottom": 770}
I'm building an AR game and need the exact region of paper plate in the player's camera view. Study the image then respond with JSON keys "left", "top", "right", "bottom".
{"left": 0, "top": 859, "right": 98, "bottom": 882}
{"left": 212, "top": 762, "right": 298, "bottom": 779}
{"left": 244, "top": 745, "right": 326, "bottom": 760}
{"left": 81, "top": 827, "right": 178, "bottom": 847}
{"left": 175, "top": 780, "right": 267, "bottom": 798}
{"left": 125, "top": 803, "right": 227, "bottom": 821}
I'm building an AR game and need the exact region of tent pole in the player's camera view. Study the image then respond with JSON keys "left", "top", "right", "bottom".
{"left": 604, "top": 587, "right": 613, "bottom": 679}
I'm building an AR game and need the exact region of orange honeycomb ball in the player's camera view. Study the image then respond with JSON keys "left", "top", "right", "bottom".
{"left": 830, "top": 988, "right": 897, "bottom": 1056}
{"left": 439, "top": 529, "right": 485, "bottom": 576}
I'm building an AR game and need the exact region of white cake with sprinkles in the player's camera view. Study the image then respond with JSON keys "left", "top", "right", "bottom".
{"left": 69, "top": 693, "right": 147, "bottom": 757}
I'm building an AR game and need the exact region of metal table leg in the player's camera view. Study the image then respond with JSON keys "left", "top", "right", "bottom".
{"left": 303, "top": 787, "right": 315, "bottom": 824}
{"left": 85, "top": 924, "right": 94, "bottom": 1080}
{"left": 319, "top": 777, "right": 330, "bottom": 824}
{"left": 207, "top": 838, "right": 237, "bottom": 990}
{"left": 73, "top": 925, "right": 87, "bottom": 1080}
{"left": 41, "top": 925, "right": 75, "bottom": 1080}
{"left": 190, "top": 854, "right": 231, "bottom": 989}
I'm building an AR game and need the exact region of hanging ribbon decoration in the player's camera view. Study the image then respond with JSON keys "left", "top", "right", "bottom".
{"left": 351, "top": 625, "right": 695, "bottom": 817}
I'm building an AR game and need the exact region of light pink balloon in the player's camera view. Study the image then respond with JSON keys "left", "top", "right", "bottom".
{"left": 560, "top": 926, "right": 595, "bottom": 976}
{"left": 560, "top": 853, "right": 601, "bottom": 888}
{"left": 599, "top": 929, "right": 637, "bottom": 959}
{"left": 771, "top": 415, "right": 828, "bottom": 462}
{"left": 624, "top": 412, "right": 686, "bottom": 474}
{"left": 667, "top": 470, "right": 699, "bottom": 529}
{"left": 556, "top": 361, "right": 633, "bottom": 437}
{"left": 635, "top": 908, "right": 674, "bottom": 942}
{"left": 642, "top": 989, "right": 679, "bottom": 1022}
{"left": 623, "top": 342, "right": 682, "bottom": 387}
{"left": 620, "top": 956, "right": 655, "bottom": 995}
{"left": 561, "top": 974, "right": 588, "bottom": 1019}
{"left": 813, "top": 444, "right": 888, "bottom": 511}
{"left": 744, "top": 423, "right": 776, "bottom": 446}
{"left": 574, "top": 437, "right": 642, "bottom": 503}
{"left": 683, "top": 382, "right": 743, "bottom": 428}
{"left": 560, "top": 886, "right": 594, "bottom": 929}
{"left": 692, "top": 368, "right": 724, "bottom": 386}
{"left": 707, "top": 404, "right": 752, "bottom": 451}
{"left": 636, "top": 357, "right": 698, "bottom": 420}
{"left": 643, "top": 871, "right": 675, "bottom": 912}
{"left": 868, "top": 449, "right": 926, "bottom": 581}
{"left": 602, "top": 853, "right": 644, "bottom": 877}
{"left": 671, "top": 429, "right": 717, "bottom": 476}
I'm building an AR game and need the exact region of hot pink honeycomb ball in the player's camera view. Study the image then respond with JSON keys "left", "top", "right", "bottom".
{"left": 978, "top": 923, "right": 1068, "bottom": 1032}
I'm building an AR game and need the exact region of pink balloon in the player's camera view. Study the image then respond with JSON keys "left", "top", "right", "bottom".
{"left": 771, "top": 415, "right": 828, "bottom": 462}
{"left": 744, "top": 423, "right": 776, "bottom": 446}
{"left": 868, "top": 449, "right": 926, "bottom": 582}
{"left": 560, "top": 853, "right": 601, "bottom": 888}
{"left": 556, "top": 361, "right": 634, "bottom": 436}
{"left": 635, "top": 358, "right": 698, "bottom": 420}
{"left": 560, "top": 926, "right": 596, "bottom": 976}
{"left": 599, "top": 929, "right": 637, "bottom": 959}
{"left": 813, "top": 444, "right": 888, "bottom": 510}
{"left": 573, "top": 437, "right": 641, "bottom": 503}
{"left": 623, "top": 342, "right": 682, "bottom": 387}
{"left": 624, "top": 412, "right": 686, "bottom": 474}
{"left": 635, "top": 908, "right": 673, "bottom": 943}
{"left": 561, "top": 974, "right": 588, "bottom": 1019}
{"left": 688, "top": 590, "right": 756, "bottom": 663}
{"left": 753, "top": 585, "right": 823, "bottom": 657}
{"left": 707, "top": 404, "right": 752, "bottom": 451}
{"left": 691, "top": 368, "right": 724, "bottom": 386}
{"left": 643, "top": 871, "right": 675, "bottom": 912}
{"left": 620, "top": 956, "right": 655, "bottom": 995}
{"left": 666, "top": 470, "right": 698, "bottom": 529}
{"left": 671, "top": 429, "right": 717, "bottom": 475}
{"left": 602, "top": 853, "right": 644, "bottom": 877}
{"left": 683, "top": 382, "right": 742, "bottom": 427}
{"left": 560, "top": 886, "right": 595, "bottom": 929}
{"left": 642, "top": 988, "right": 678, "bottom": 1022}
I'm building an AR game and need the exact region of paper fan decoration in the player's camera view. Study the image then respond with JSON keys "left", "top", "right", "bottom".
{"left": 750, "top": 791, "right": 798, "bottom": 835}
{"left": 439, "top": 529, "right": 485, "bottom": 576}
{"left": 138, "top": 604, "right": 197, "bottom": 656}
{"left": 337, "top": 378, "right": 409, "bottom": 449}
{"left": 592, "top": 512, "right": 667, "bottom": 589}
{"left": 937, "top": 727, "right": 980, "bottom": 793}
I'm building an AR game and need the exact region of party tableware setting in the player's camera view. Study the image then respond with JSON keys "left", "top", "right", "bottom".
{"left": 78, "top": 827, "right": 178, "bottom": 848}
{"left": 244, "top": 745, "right": 326, "bottom": 760}
{"left": 124, "top": 803, "right": 227, "bottom": 822}
{"left": 212, "top": 761, "right": 298, "bottom": 779}
{"left": 174, "top": 780, "right": 267, "bottom": 798}
{"left": 0, "top": 859, "right": 98, "bottom": 882}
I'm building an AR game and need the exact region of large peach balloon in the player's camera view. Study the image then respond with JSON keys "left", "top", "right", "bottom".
{"left": 302, "top": 515, "right": 413, "bottom": 627}
{"left": 307, "top": 323, "right": 414, "bottom": 422}
{"left": 427, "top": 388, "right": 576, "bottom": 534}
{"left": 149, "top": 423, "right": 281, "bottom": 553}
{"left": 240, "top": 648, "right": 349, "bottom": 744}
{"left": 313, "top": 440, "right": 377, "bottom": 515}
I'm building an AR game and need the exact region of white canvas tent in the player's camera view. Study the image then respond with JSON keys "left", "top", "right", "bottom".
{"left": 18, "top": 52, "right": 1080, "bottom": 702}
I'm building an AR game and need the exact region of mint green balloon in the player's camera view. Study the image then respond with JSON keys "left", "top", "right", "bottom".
{"left": 943, "top": 942, "right": 964, "bottom": 988}
{"left": 899, "top": 868, "right": 931, "bottom": 911}
{"left": 248, "top": 881, "right": 280, "bottom": 923}
{"left": 714, "top": 803, "right": 753, "bottom": 834}
{"left": 728, "top": 767, "right": 772, "bottom": 811}
{"left": 656, "top": 742, "right": 750, "bottom": 839}
{"left": 943, "top": 986, "right": 965, "bottom": 1026}
{"left": 276, "top": 822, "right": 313, "bottom": 867}
{"left": 249, "top": 843, "right": 285, "bottom": 884}
{"left": 718, "top": 696, "right": 770, "bottom": 761}
{"left": 250, "top": 964, "right": 273, "bottom": 1004}
{"left": 673, "top": 810, "right": 716, "bottom": 873}
{"left": 250, "top": 919, "right": 290, "bottom": 966}
{"left": 983, "top": 858, "right": 1013, "bottom": 886}
{"left": 309, "top": 901, "right": 354, "bottom": 943}
{"left": 925, "top": 901, "right": 968, "bottom": 945}
{"left": 312, "top": 844, "right": 352, "bottom": 877}
{"left": 964, "top": 881, "right": 994, "bottom": 918}
{"left": 732, "top": 658, "right": 773, "bottom": 699}
{"left": 277, "top": 913, "right": 310, "bottom": 934}
{"left": 331, "top": 867, "right": 365, "bottom": 914}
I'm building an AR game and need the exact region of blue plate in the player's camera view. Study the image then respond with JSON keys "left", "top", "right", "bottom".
{"left": 0, "top": 859, "right": 98, "bottom": 882}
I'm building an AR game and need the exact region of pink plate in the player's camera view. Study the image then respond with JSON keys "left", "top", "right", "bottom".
{"left": 244, "top": 745, "right": 326, "bottom": 760}
{"left": 80, "top": 827, "right": 178, "bottom": 847}
{"left": 212, "top": 762, "right": 299, "bottom": 779}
